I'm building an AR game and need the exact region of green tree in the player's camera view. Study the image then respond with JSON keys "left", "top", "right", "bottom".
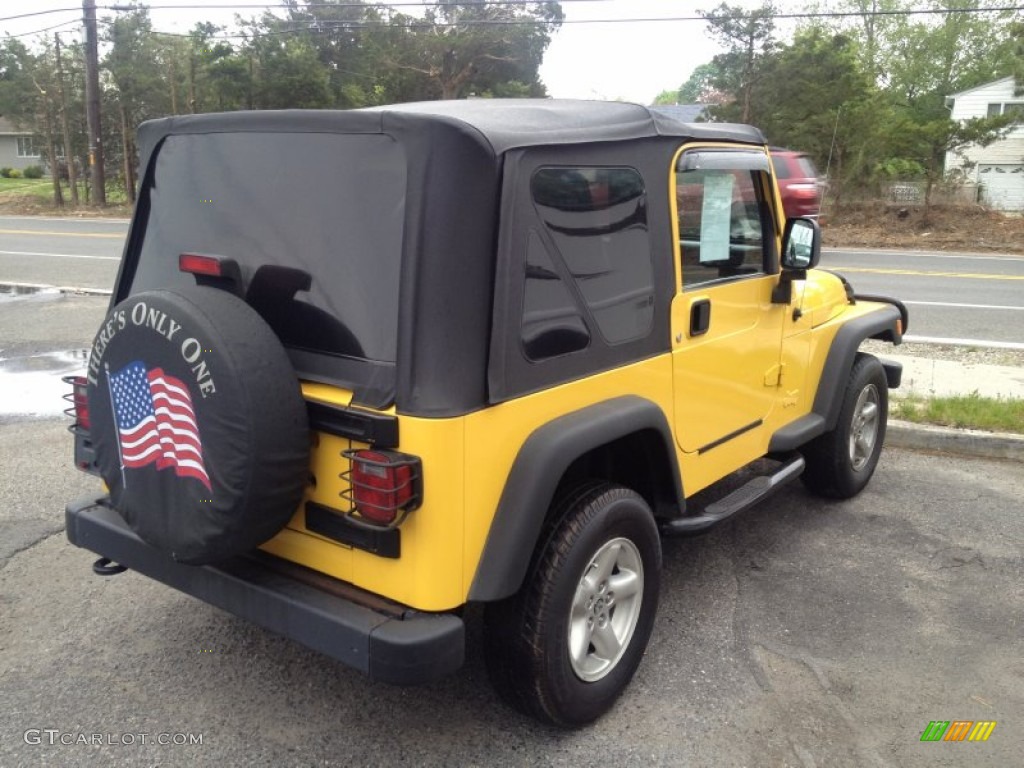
{"left": 652, "top": 88, "right": 680, "bottom": 106}
{"left": 702, "top": 2, "right": 777, "bottom": 122}
{"left": 104, "top": 8, "right": 177, "bottom": 200}
{"left": 874, "top": 1, "right": 1021, "bottom": 206}
{"left": 744, "top": 29, "right": 880, "bottom": 205}
{"left": 387, "top": 1, "right": 564, "bottom": 100}
{"left": 246, "top": 35, "right": 331, "bottom": 109}
{"left": 0, "top": 38, "right": 39, "bottom": 133}
{"left": 678, "top": 62, "right": 725, "bottom": 104}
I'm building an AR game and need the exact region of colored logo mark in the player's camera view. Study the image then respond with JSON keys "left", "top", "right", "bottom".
{"left": 920, "top": 721, "right": 996, "bottom": 742}
{"left": 109, "top": 360, "right": 211, "bottom": 490}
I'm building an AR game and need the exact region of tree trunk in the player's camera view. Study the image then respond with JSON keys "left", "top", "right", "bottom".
{"left": 55, "top": 34, "right": 79, "bottom": 205}
{"left": 119, "top": 101, "right": 136, "bottom": 204}
{"left": 170, "top": 58, "right": 179, "bottom": 115}
{"left": 832, "top": 147, "right": 845, "bottom": 212}
{"left": 41, "top": 100, "right": 64, "bottom": 208}
{"left": 188, "top": 54, "right": 197, "bottom": 113}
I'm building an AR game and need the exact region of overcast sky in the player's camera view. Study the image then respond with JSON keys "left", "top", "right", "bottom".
{"left": 1, "top": 0, "right": 782, "bottom": 105}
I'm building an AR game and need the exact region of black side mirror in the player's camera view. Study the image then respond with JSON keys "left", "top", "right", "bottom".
{"left": 781, "top": 218, "right": 821, "bottom": 271}
{"left": 773, "top": 218, "right": 822, "bottom": 304}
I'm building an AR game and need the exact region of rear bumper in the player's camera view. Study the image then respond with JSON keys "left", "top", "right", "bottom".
{"left": 65, "top": 495, "right": 464, "bottom": 685}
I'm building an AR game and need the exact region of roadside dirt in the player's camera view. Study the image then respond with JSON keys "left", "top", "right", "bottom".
{"left": 0, "top": 194, "right": 132, "bottom": 219}
{"left": 2, "top": 195, "right": 1022, "bottom": 254}
{"left": 823, "top": 201, "right": 1024, "bottom": 254}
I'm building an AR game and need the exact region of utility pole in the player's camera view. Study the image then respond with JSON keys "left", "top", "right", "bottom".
{"left": 54, "top": 34, "right": 80, "bottom": 206}
{"left": 83, "top": 0, "right": 106, "bottom": 205}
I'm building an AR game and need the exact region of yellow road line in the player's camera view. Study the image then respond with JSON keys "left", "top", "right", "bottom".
{"left": 0, "top": 228, "right": 123, "bottom": 239}
{"left": 832, "top": 266, "right": 1024, "bottom": 281}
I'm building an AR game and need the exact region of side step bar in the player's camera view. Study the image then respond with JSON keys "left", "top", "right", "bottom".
{"left": 661, "top": 454, "right": 806, "bottom": 535}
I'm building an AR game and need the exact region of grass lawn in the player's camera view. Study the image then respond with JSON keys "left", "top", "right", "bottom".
{"left": 0, "top": 176, "right": 128, "bottom": 207}
{"left": 0, "top": 177, "right": 51, "bottom": 198}
{"left": 894, "top": 393, "right": 1024, "bottom": 434}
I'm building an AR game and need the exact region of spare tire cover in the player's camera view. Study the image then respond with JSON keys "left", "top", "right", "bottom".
{"left": 85, "top": 285, "right": 310, "bottom": 564}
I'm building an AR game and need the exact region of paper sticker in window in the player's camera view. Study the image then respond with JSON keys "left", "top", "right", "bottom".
{"left": 699, "top": 173, "right": 734, "bottom": 264}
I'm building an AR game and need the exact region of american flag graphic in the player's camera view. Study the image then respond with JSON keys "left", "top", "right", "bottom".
{"left": 108, "top": 361, "right": 212, "bottom": 490}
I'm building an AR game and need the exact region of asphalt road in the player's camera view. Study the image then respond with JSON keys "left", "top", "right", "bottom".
{"left": 0, "top": 215, "right": 125, "bottom": 291}
{"left": 1, "top": 215, "right": 1022, "bottom": 345}
{"left": 821, "top": 247, "right": 1024, "bottom": 346}
{"left": 0, "top": 293, "right": 1022, "bottom": 766}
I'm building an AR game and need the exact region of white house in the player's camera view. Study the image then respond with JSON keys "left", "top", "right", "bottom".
{"left": 0, "top": 115, "right": 41, "bottom": 172}
{"left": 944, "top": 75, "right": 1024, "bottom": 211}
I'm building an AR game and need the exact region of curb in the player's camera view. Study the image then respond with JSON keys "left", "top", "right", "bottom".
{"left": 886, "top": 419, "right": 1024, "bottom": 462}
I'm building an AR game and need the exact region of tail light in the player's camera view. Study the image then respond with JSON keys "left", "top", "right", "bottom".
{"left": 179, "top": 253, "right": 243, "bottom": 294}
{"left": 788, "top": 183, "right": 819, "bottom": 198}
{"left": 341, "top": 449, "right": 422, "bottom": 527}
{"left": 179, "top": 253, "right": 226, "bottom": 276}
{"left": 63, "top": 374, "right": 99, "bottom": 475}
{"left": 62, "top": 374, "right": 91, "bottom": 430}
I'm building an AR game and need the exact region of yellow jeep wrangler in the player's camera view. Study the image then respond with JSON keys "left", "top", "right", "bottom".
{"left": 64, "top": 100, "right": 906, "bottom": 727}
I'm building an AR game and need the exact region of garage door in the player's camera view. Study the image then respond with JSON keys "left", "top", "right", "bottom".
{"left": 978, "top": 164, "right": 1024, "bottom": 211}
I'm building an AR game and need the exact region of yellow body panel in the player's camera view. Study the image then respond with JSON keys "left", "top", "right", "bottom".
{"left": 254, "top": 143, "right": 895, "bottom": 613}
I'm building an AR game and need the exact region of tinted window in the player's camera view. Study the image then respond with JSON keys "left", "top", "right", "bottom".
{"left": 676, "top": 165, "right": 769, "bottom": 288}
{"left": 796, "top": 156, "right": 819, "bottom": 177}
{"left": 526, "top": 167, "right": 653, "bottom": 356}
{"left": 130, "top": 132, "right": 406, "bottom": 363}
{"left": 521, "top": 231, "right": 590, "bottom": 360}
{"left": 771, "top": 156, "right": 792, "bottom": 179}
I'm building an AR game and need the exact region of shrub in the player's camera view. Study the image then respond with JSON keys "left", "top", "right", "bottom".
{"left": 22, "top": 165, "right": 44, "bottom": 179}
{"left": 8, "top": 169, "right": 22, "bottom": 179}
{"left": 0, "top": 167, "right": 12, "bottom": 178}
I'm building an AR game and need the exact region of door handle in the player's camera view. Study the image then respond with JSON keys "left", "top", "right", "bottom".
{"left": 690, "top": 299, "right": 711, "bottom": 337}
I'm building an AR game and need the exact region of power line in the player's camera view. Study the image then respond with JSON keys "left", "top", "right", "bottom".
{"left": 0, "top": 2, "right": 584, "bottom": 27}
{"left": 4, "top": 20, "right": 84, "bottom": 40}
{"left": 104, "top": 0, "right": 1024, "bottom": 16}
{"left": 102, "top": 0, "right": 609, "bottom": 8}
{"left": 88, "top": 5, "right": 1024, "bottom": 40}
{"left": 0, "top": 8, "right": 81, "bottom": 24}
{"left": 9, "top": 2, "right": 1022, "bottom": 42}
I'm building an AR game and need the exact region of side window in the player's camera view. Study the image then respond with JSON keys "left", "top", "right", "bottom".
{"left": 521, "top": 230, "right": 591, "bottom": 361}
{"left": 522, "top": 167, "right": 654, "bottom": 360}
{"left": 676, "top": 162, "right": 770, "bottom": 289}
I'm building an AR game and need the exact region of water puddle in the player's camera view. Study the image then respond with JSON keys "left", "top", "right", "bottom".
{"left": 0, "top": 350, "right": 89, "bottom": 418}
{"left": 0, "top": 284, "right": 62, "bottom": 302}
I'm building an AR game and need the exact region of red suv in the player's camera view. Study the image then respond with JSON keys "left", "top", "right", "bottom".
{"left": 771, "top": 148, "right": 822, "bottom": 221}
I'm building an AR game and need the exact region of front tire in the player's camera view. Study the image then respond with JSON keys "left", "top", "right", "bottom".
{"left": 801, "top": 352, "right": 888, "bottom": 499}
{"left": 483, "top": 483, "right": 661, "bottom": 728}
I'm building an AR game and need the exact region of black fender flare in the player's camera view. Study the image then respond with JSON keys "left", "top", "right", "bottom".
{"left": 769, "top": 301, "right": 904, "bottom": 453}
{"left": 468, "top": 395, "right": 681, "bottom": 602}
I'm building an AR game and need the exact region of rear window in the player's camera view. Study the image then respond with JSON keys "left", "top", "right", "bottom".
{"left": 772, "top": 153, "right": 818, "bottom": 180}
{"left": 796, "top": 156, "right": 819, "bottom": 178}
{"left": 129, "top": 132, "right": 406, "bottom": 364}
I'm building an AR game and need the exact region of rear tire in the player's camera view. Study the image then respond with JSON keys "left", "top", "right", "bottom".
{"left": 801, "top": 352, "right": 888, "bottom": 499}
{"left": 483, "top": 483, "right": 661, "bottom": 728}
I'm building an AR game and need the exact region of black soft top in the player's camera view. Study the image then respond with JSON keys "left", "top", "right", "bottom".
{"left": 136, "top": 99, "right": 764, "bottom": 162}
{"left": 126, "top": 101, "right": 768, "bottom": 416}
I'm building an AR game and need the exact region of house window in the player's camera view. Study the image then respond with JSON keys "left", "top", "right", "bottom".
{"left": 16, "top": 137, "right": 39, "bottom": 158}
{"left": 987, "top": 102, "right": 1024, "bottom": 117}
